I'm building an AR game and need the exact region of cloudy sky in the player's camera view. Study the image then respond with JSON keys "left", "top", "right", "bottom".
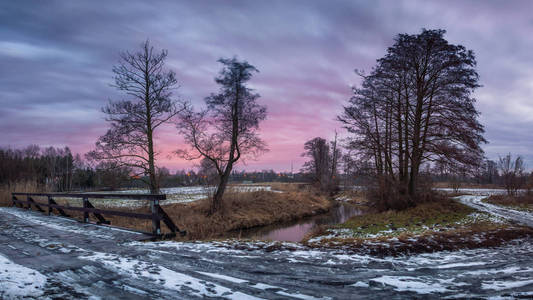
{"left": 1, "top": 0, "right": 532, "bottom": 172}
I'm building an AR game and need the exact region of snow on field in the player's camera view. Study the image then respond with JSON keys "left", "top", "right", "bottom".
{"left": 436, "top": 188, "right": 510, "bottom": 195}
{"left": 120, "top": 184, "right": 276, "bottom": 195}
{"left": 80, "top": 185, "right": 280, "bottom": 208}
{"left": 0, "top": 254, "right": 47, "bottom": 299}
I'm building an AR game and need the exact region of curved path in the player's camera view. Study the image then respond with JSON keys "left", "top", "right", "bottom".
{"left": 459, "top": 194, "right": 533, "bottom": 227}
{"left": 1, "top": 195, "right": 533, "bottom": 299}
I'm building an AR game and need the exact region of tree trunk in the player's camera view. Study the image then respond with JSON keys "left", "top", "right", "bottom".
{"left": 211, "top": 165, "right": 232, "bottom": 214}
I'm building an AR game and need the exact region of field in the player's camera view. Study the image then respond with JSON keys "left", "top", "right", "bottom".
{"left": 304, "top": 195, "right": 533, "bottom": 255}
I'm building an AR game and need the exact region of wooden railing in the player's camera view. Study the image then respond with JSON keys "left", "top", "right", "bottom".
{"left": 11, "top": 192, "right": 184, "bottom": 239}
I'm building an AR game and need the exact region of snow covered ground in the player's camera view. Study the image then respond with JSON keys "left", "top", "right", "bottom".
{"left": 0, "top": 254, "right": 47, "bottom": 299}
{"left": 75, "top": 185, "right": 280, "bottom": 208}
{"left": 1, "top": 189, "right": 533, "bottom": 299}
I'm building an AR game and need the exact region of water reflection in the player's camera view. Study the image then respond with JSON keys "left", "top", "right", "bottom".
{"left": 232, "top": 204, "right": 362, "bottom": 242}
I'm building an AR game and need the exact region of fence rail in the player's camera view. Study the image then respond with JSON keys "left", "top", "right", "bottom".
{"left": 11, "top": 192, "right": 184, "bottom": 239}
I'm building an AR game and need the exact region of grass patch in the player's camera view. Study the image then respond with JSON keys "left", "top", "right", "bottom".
{"left": 303, "top": 198, "right": 533, "bottom": 256}
{"left": 332, "top": 200, "right": 475, "bottom": 237}
{"left": 484, "top": 194, "right": 533, "bottom": 212}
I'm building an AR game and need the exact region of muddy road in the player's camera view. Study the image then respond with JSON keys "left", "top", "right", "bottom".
{"left": 1, "top": 195, "right": 532, "bottom": 299}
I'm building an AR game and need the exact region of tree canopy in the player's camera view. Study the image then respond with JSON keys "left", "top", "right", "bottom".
{"left": 339, "top": 29, "right": 486, "bottom": 208}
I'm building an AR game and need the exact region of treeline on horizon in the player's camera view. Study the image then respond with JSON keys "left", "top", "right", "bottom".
{"left": 1, "top": 144, "right": 531, "bottom": 193}
{"left": 0, "top": 145, "right": 311, "bottom": 192}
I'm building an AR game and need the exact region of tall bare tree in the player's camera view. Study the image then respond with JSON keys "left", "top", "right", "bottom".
{"left": 339, "top": 29, "right": 486, "bottom": 208}
{"left": 177, "top": 57, "right": 267, "bottom": 213}
{"left": 498, "top": 153, "right": 525, "bottom": 196}
{"left": 88, "top": 40, "right": 183, "bottom": 194}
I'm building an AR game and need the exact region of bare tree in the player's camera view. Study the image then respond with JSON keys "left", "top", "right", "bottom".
{"left": 498, "top": 153, "right": 525, "bottom": 196}
{"left": 177, "top": 57, "right": 267, "bottom": 214}
{"left": 301, "top": 135, "right": 341, "bottom": 193}
{"left": 88, "top": 40, "right": 184, "bottom": 194}
{"left": 339, "top": 29, "right": 486, "bottom": 208}
{"left": 302, "top": 137, "right": 330, "bottom": 189}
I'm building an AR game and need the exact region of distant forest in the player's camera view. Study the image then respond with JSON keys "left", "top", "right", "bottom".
{"left": 0, "top": 145, "right": 307, "bottom": 191}
{"left": 0, "top": 144, "right": 527, "bottom": 193}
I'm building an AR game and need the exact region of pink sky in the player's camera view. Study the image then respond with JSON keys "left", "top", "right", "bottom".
{"left": 3, "top": 1, "right": 533, "bottom": 171}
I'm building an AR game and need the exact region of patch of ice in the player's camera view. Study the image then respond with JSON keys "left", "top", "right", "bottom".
{"left": 463, "top": 266, "right": 529, "bottom": 276}
{"left": 0, "top": 207, "right": 115, "bottom": 239}
{"left": 435, "top": 262, "right": 485, "bottom": 269}
{"left": 482, "top": 279, "right": 533, "bottom": 291}
{"left": 251, "top": 283, "right": 279, "bottom": 290}
{"left": 275, "top": 290, "right": 330, "bottom": 300}
{"left": 350, "top": 281, "right": 369, "bottom": 288}
{"left": 197, "top": 271, "right": 248, "bottom": 284}
{"left": 371, "top": 276, "right": 450, "bottom": 294}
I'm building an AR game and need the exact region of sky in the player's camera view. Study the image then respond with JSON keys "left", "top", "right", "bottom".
{"left": 1, "top": 0, "right": 533, "bottom": 172}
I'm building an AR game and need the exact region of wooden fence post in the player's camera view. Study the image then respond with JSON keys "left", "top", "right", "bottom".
{"left": 47, "top": 196, "right": 52, "bottom": 215}
{"left": 151, "top": 199, "right": 161, "bottom": 236}
{"left": 26, "top": 195, "right": 31, "bottom": 210}
{"left": 83, "top": 197, "right": 89, "bottom": 223}
{"left": 11, "top": 195, "right": 16, "bottom": 207}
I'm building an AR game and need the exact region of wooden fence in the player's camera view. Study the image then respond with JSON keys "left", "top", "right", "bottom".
{"left": 11, "top": 192, "right": 184, "bottom": 239}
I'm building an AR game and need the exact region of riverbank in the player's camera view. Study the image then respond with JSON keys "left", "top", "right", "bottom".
{"left": 89, "top": 187, "right": 333, "bottom": 240}
{"left": 302, "top": 196, "right": 533, "bottom": 256}
{"left": 167, "top": 189, "right": 333, "bottom": 239}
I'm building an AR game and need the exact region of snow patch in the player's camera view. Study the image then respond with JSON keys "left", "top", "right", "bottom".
{"left": 80, "top": 252, "right": 261, "bottom": 299}
{"left": 371, "top": 276, "right": 450, "bottom": 294}
{"left": 482, "top": 279, "right": 533, "bottom": 291}
{"left": 0, "top": 254, "right": 47, "bottom": 299}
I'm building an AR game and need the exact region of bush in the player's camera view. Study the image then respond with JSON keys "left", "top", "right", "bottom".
{"left": 366, "top": 175, "right": 438, "bottom": 211}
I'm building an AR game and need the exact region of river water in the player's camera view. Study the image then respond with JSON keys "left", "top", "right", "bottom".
{"left": 230, "top": 203, "right": 362, "bottom": 242}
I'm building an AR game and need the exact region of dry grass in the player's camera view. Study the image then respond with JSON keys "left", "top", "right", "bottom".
{"left": 485, "top": 194, "right": 533, "bottom": 212}
{"left": 0, "top": 180, "right": 46, "bottom": 207}
{"left": 433, "top": 182, "right": 500, "bottom": 189}
{"left": 270, "top": 182, "right": 311, "bottom": 193}
{"left": 165, "top": 189, "right": 332, "bottom": 239}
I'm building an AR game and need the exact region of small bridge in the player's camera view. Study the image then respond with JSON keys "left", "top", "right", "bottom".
{"left": 11, "top": 192, "right": 184, "bottom": 239}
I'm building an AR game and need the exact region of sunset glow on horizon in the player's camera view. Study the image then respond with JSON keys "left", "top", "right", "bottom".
{"left": 2, "top": 1, "right": 533, "bottom": 172}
